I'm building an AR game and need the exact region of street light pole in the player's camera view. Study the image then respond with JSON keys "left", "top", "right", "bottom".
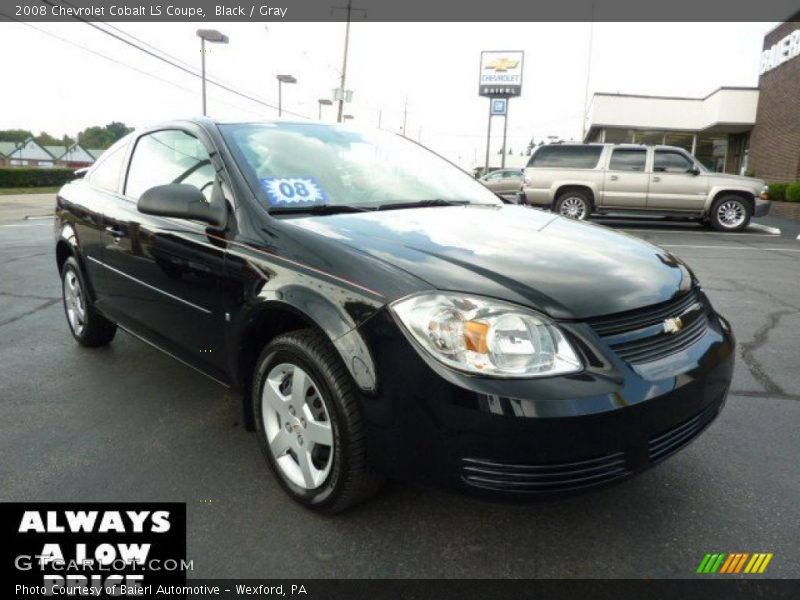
{"left": 276, "top": 74, "right": 297, "bottom": 117}
{"left": 318, "top": 98, "right": 332, "bottom": 120}
{"left": 196, "top": 29, "right": 229, "bottom": 116}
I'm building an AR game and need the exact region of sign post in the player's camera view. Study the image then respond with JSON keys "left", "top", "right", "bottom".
{"left": 479, "top": 50, "right": 524, "bottom": 175}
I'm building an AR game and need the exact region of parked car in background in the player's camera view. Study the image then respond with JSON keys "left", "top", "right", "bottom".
{"left": 520, "top": 143, "right": 770, "bottom": 231}
{"left": 55, "top": 120, "right": 734, "bottom": 513}
{"left": 479, "top": 168, "right": 523, "bottom": 196}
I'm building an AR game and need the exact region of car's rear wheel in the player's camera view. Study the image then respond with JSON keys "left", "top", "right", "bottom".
{"left": 709, "top": 195, "right": 752, "bottom": 232}
{"left": 555, "top": 190, "right": 591, "bottom": 221}
{"left": 252, "top": 329, "right": 382, "bottom": 513}
{"left": 61, "top": 257, "right": 117, "bottom": 347}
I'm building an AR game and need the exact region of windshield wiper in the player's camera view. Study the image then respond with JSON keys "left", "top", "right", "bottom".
{"left": 376, "top": 199, "right": 472, "bottom": 211}
{"left": 268, "top": 204, "right": 374, "bottom": 216}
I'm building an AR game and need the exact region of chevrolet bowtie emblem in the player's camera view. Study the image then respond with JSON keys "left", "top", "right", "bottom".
{"left": 663, "top": 317, "right": 684, "bottom": 334}
{"left": 485, "top": 58, "right": 519, "bottom": 72}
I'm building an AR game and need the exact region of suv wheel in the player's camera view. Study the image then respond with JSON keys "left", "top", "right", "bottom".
{"left": 252, "top": 329, "right": 383, "bottom": 513}
{"left": 709, "top": 195, "right": 752, "bottom": 232}
{"left": 61, "top": 257, "right": 117, "bottom": 347}
{"left": 555, "top": 191, "right": 591, "bottom": 221}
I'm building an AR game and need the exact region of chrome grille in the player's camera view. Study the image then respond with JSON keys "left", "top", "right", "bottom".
{"left": 588, "top": 289, "right": 710, "bottom": 365}
{"left": 461, "top": 452, "right": 631, "bottom": 494}
{"left": 648, "top": 402, "right": 720, "bottom": 463}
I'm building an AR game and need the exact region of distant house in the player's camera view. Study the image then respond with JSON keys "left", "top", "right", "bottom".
{"left": 86, "top": 148, "right": 106, "bottom": 162}
{"left": 5, "top": 138, "right": 57, "bottom": 167}
{"left": 60, "top": 144, "right": 99, "bottom": 168}
{"left": 0, "top": 141, "right": 17, "bottom": 167}
{"left": 0, "top": 139, "right": 107, "bottom": 169}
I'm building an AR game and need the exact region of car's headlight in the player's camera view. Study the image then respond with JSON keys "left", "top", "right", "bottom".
{"left": 760, "top": 184, "right": 769, "bottom": 200}
{"left": 390, "top": 293, "right": 582, "bottom": 378}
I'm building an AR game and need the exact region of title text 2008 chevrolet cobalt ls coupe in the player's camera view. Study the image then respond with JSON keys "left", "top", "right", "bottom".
{"left": 55, "top": 119, "right": 734, "bottom": 513}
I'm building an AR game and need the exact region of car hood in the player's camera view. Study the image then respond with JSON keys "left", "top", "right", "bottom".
{"left": 706, "top": 172, "right": 764, "bottom": 189}
{"left": 285, "top": 205, "right": 692, "bottom": 319}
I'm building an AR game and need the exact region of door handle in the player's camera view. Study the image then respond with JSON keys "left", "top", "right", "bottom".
{"left": 653, "top": 176, "right": 661, "bottom": 183}
{"left": 609, "top": 175, "right": 618, "bottom": 181}
{"left": 105, "top": 225, "right": 124, "bottom": 238}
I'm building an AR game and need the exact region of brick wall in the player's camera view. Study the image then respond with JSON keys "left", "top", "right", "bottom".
{"left": 748, "top": 14, "right": 800, "bottom": 182}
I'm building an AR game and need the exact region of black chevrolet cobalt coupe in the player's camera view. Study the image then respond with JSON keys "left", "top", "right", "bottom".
{"left": 55, "top": 119, "right": 734, "bottom": 512}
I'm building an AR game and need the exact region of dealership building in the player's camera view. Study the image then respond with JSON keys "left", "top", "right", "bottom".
{"left": 585, "top": 15, "right": 800, "bottom": 182}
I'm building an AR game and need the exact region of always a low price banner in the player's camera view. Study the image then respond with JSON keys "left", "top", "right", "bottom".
{"left": 3, "top": 503, "right": 187, "bottom": 596}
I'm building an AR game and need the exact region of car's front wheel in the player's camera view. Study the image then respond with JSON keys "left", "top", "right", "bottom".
{"left": 555, "top": 190, "right": 591, "bottom": 221}
{"left": 61, "top": 257, "right": 117, "bottom": 347}
{"left": 709, "top": 195, "right": 752, "bottom": 232}
{"left": 252, "top": 329, "right": 382, "bottom": 513}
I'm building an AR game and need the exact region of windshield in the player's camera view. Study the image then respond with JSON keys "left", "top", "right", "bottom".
{"left": 220, "top": 122, "right": 501, "bottom": 212}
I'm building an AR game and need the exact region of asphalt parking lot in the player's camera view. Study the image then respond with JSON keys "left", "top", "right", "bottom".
{"left": 1, "top": 194, "right": 799, "bottom": 579}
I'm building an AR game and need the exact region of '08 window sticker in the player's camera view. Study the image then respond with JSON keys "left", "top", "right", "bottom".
{"left": 260, "top": 177, "right": 329, "bottom": 207}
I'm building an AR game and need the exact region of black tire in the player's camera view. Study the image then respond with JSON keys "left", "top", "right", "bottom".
{"left": 252, "top": 328, "right": 383, "bottom": 513}
{"left": 61, "top": 256, "right": 117, "bottom": 347}
{"left": 709, "top": 194, "right": 752, "bottom": 232}
{"left": 555, "top": 190, "right": 592, "bottom": 221}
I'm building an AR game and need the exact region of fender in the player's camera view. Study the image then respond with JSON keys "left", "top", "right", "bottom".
{"left": 227, "top": 288, "right": 379, "bottom": 394}
{"left": 704, "top": 186, "right": 758, "bottom": 212}
{"left": 550, "top": 180, "right": 601, "bottom": 206}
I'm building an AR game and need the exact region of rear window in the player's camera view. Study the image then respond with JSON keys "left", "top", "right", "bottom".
{"left": 527, "top": 145, "right": 603, "bottom": 169}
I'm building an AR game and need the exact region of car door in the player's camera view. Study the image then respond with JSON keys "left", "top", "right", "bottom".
{"left": 498, "top": 170, "right": 523, "bottom": 194}
{"left": 100, "top": 128, "right": 229, "bottom": 379}
{"left": 65, "top": 140, "right": 130, "bottom": 307}
{"left": 480, "top": 170, "right": 505, "bottom": 192}
{"left": 647, "top": 148, "right": 709, "bottom": 211}
{"left": 601, "top": 147, "right": 649, "bottom": 208}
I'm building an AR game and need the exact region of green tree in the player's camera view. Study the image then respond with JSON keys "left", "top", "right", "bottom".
{"left": 35, "top": 131, "right": 74, "bottom": 147}
{"left": 0, "top": 129, "right": 33, "bottom": 143}
{"left": 78, "top": 126, "right": 115, "bottom": 149}
{"left": 77, "top": 122, "right": 133, "bottom": 149}
{"left": 105, "top": 121, "right": 133, "bottom": 142}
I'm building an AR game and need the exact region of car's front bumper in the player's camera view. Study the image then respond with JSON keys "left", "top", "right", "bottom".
{"left": 356, "top": 300, "right": 735, "bottom": 500}
{"left": 754, "top": 198, "right": 771, "bottom": 217}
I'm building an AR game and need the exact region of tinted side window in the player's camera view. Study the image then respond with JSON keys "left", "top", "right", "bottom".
{"left": 654, "top": 150, "right": 693, "bottom": 173}
{"left": 528, "top": 146, "right": 603, "bottom": 169}
{"left": 125, "top": 130, "right": 215, "bottom": 201}
{"left": 609, "top": 149, "right": 647, "bottom": 171}
{"left": 88, "top": 144, "right": 126, "bottom": 192}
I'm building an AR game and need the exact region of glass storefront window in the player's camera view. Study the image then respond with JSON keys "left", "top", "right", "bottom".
{"left": 695, "top": 135, "right": 728, "bottom": 172}
{"left": 663, "top": 132, "right": 694, "bottom": 152}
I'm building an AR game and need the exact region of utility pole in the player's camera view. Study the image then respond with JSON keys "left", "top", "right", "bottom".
{"left": 581, "top": 4, "right": 595, "bottom": 141}
{"left": 377, "top": 108, "right": 382, "bottom": 129}
{"left": 332, "top": 0, "right": 366, "bottom": 123}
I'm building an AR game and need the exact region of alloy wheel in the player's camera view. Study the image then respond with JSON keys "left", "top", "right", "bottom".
{"left": 261, "top": 363, "right": 334, "bottom": 490}
{"left": 717, "top": 200, "right": 746, "bottom": 229}
{"left": 559, "top": 196, "right": 587, "bottom": 220}
{"left": 63, "top": 269, "right": 86, "bottom": 336}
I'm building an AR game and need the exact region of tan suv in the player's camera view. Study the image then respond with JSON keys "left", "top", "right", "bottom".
{"left": 520, "top": 143, "right": 770, "bottom": 231}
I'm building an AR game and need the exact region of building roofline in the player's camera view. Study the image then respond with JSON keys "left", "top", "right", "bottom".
{"left": 592, "top": 86, "right": 759, "bottom": 103}
{"left": 763, "top": 12, "right": 800, "bottom": 38}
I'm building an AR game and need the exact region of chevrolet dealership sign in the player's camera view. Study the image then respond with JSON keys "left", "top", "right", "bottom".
{"left": 759, "top": 29, "right": 800, "bottom": 75}
{"left": 479, "top": 51, "right": 524, "bottom": 97}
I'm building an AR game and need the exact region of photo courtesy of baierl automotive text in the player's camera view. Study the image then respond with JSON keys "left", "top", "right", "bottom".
{"left": 1, "top": 1, "right": 799, "bottom": 598}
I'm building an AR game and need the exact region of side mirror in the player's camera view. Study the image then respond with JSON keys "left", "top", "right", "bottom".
{"left": 138, "top": 184, "right": 226, "bottom": 228}
{"left": 688, "top": 167, "right": 701, "bottom": 176}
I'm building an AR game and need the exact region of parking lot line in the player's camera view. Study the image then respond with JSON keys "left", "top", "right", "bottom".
{"left": 661, "top": 244, "right": 800, "bottom": 252}
{"left": 621, "top": 229, "right": 779, "bottom": 237}
{"left": 0, "top": 223, "right": 52, "bottom": 228}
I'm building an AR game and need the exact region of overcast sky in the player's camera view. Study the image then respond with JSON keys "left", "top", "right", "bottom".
{"left": 0, "top": 21, "right": 776, "bottom": 168}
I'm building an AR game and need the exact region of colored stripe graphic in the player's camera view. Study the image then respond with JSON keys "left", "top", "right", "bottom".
{"left": 701, "top": 552, "right": 774, "bottom": 575}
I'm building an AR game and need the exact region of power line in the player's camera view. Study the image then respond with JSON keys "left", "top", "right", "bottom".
{"left": 0, "top": 16, "right": 269, "bottom": 120}
{"left": 42, "top": 0, "right": 313, "bottom": 119}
